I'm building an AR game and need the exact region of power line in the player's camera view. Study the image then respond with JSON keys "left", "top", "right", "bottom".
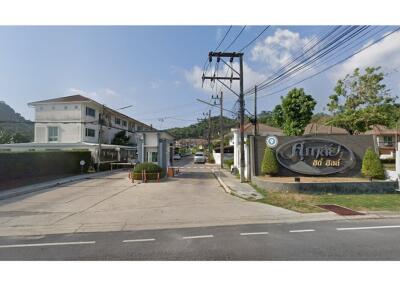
{"left": 202, "top": 26, "right": 233, "bottom": 72}
{"left": 256, "top": 26, "right": 400, "bottom": 100}
{"left": 239, "top": 26, "right": 270, "bottom": 52}
{"left": 223, "top": 26, "right": 246, "bottom": 51}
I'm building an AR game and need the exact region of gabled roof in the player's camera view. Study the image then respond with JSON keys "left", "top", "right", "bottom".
{"left": 364, "top": 124, "right": 400, "bottom": 135}
{"left": 242, "top": 123, "right": 283, "bottom": 135}
{"left": 303, "top": 123, "right": 348, "bottom": 135}
{"left": 29, "top": 95, "right": 92, "bottom": 105}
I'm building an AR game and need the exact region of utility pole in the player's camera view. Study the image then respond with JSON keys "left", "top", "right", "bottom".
{"left": 254, "top": 85, "right": 258, "bottom": 136}
{"left": 208, "top": 109, "right": 212, "bottom": 155}
{"left": 97, "top": 104, "right": 105, "bottom": 172}
{"left": 213, "top": 91, "right": 224, "bottom": 168}
{"left": 202, "top": 51, "right": 245, "bottom": 182}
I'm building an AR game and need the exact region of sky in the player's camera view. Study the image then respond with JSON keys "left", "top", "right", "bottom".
{"left": 1, "top": 25, "right": 400, "bottom": 130}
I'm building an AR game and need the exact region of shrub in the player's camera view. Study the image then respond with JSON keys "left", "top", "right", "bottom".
{"left": 224, "top": 159, "right": 234, "bottom": 170}
{"left": 261, "top": 147, "right": 279, "bottom": 176}
{"left": 132, "top": 162, "right": 163, "bottom": 180}
{"left": 361, "top": 147, "right": 385, "bottom": 180}
{"left": 207, "top": 152, "right": 215, "bottom": 163}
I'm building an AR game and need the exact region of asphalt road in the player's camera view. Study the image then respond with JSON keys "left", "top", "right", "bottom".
{"left": 1, "top": 217, "right": 400, "bottom": 260}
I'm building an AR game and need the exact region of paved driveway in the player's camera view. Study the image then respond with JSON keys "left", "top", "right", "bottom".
{"left": 0, "top": 157, "right": 305, "bottom": 236}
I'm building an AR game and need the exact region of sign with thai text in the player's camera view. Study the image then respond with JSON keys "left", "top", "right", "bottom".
{"left": 275, "top": 138, "right": 355, "bottom": 175}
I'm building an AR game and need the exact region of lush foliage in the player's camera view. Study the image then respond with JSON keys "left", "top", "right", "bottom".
{"left": 327, "top": 67, "right": 398, "bottom": 134}
{"left": 280, "top": 88, "right": 316, "bottom": 135}
{"left": 261, "top": 147, "right": 279, "bottom": 176}
{"left": 0, "top": 101, "right": 33, "bottom": 143}
{"left": 167, "top": 116, "right": 237, "bottom": 140}
{"left": 361, "top": 147, "right": 385, "bottom": 180}
{"left": 224, "top": 159, "right": 234, "bottom": 170}
{"left": 111, "top": 130, "right": 132, "bottom": 146}
{"left": 132, "top": 162, "right": 163, "bottom": 180}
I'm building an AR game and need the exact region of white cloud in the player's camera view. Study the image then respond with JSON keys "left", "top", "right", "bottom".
{"left": 329, "top": 30, "right": 400, "bottom": 81}
{"left": 251, "top": 28, "right": 313, "bottom": 70}
{"left": 66, "top": 87, "right": 119, "bottom": 103}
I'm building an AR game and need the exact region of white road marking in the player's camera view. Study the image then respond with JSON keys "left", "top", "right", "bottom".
{"left": 289, "top": 229, "right": 315, "bottom": 233}
{"left": 0, "top": 241, "right": 96, "bottom": 249}
{"left": 182, "top": 235, "right": 214, "bottom": 240}
{"left": 337, "top": 225, "right": 400, "bottom": 231}
{"left": 123, "top": 238, "right": 156, "bottom": 243}
{"left": 240, "top": 232, "right": 269, "bottom": 236}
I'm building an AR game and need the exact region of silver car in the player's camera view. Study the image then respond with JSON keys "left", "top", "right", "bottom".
{"left": 194, "top": 152, "right": 206, "bottom": 164}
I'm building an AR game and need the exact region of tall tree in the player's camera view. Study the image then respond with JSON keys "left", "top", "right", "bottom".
{"left": 281, "top": 88, "right": 316, "bottom": 135}
{"left": 327, "top": 67, "right": 398, "bottom": 134}
{"left": 272, "top": 104, "right": 285, "bottom": 128}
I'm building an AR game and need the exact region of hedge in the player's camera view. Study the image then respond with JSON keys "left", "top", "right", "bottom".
{"left": 362, "top": 147, "right": 385, "bottom": 180}
{"left": 0, "top": 151, "right": 92, "bottom": 181}
{"left": 261, "top": 147, "right": 279, "bottom": 176}
{"left": 132, "top": 162, "right": 163, "bottom": 180}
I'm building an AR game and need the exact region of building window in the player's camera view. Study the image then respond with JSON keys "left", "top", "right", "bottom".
{"left": 39, "top": 106, "right": 43, "bottom": 111}
{"left": 150, "top": 152, "right": 158, "bottom": 163}
{"left": 383, "top": 136, "right": 394, "bottom": 146}
{"left": 85, "top": 128, "right": 96, "bottom": 137}
{"left": 64, "top": 106, "right": 68, "bottom": 110}
{"left": 137, "top": 125, "right": 143, "bottom": 131}
{"left": 115, "top": 117, "right": 121, "bottom": 125}
{"left": 75, "top": 105, "right": 79, "bottom": 109}
{"left": 86, "top": 107, "right": 96, "bottom": 117}
{"left": 122, "top": 120, "right": 127, "bottom": 127}
{"left": 48, "top": 126, "right": 59, "bottom": 142}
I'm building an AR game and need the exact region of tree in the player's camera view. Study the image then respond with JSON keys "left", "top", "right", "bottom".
{"left": 261, "top": 147, "right": 279, "bottom": 176}
{"left": 272, "top": 105, "right": 285, "bottom": 128}
{"left": 361, "top": 147, "right": 385, "bottom": 180}
{"left": 280, "top": 88, "right": 316, "bottom": 135}
{"left": 327, "top": 67, "right": 398, "bottom": 134}
{"left": 111, "top": 131, "right": 131, "bottom": 146}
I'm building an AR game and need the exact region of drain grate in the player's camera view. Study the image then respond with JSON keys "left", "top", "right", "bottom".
{"left": 317, "top": 204, "right": 365, "bottom": 216}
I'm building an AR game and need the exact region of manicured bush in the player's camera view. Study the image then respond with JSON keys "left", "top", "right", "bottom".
{"left": 224, "top": 159, "right": 234, "bottom": 170}
{"left": 132, "top": 162, "right": 163, "bottom": 180}
{"left": 261, "top": 147, "right": 279, "bottom": 176}
{"left": 361, "top": 147, "right": 385, "bottom": 180}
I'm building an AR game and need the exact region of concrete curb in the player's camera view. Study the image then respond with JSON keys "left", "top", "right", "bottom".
{"left": 212, "top": 169, "right": 233, "bottom": 195}
{"left": 0, "top": 169, "right": 126, "bottom": 201}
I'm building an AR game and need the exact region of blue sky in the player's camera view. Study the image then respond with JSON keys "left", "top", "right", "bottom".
{"left": 1, "top": 26, "right": 400, "bottom": 129}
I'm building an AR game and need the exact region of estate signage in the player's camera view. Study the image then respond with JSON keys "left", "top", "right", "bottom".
{"left": 275, "top": 138, "right": 356, "bottom": 175}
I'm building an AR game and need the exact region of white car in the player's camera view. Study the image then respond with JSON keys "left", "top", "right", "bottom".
{"left": 194, "top": 152, "right": 206, "bottom": 164}
{"left": 173, "top": 154, "right": 181, "bottom": 160}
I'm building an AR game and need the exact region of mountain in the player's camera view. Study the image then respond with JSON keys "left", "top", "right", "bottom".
{"left": 167, "top": 116, "right": 238, "bottom": 140}
{"left": 0, "top": 101, "right": 34, "bottom": 143}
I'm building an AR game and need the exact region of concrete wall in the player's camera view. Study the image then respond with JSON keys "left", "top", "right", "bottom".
{"left": 253, "top": 134, "right": 376, "bottom": 177}
{"left": 252, "top": 176, "right": 397, "bottom": 194}
{"left": 34, "top": 123, "right": 83, "bottom": 143}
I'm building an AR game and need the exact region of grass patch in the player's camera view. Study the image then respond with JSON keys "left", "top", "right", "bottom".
{"left": 251, "top": 184, "right": 400, "bottom": 213}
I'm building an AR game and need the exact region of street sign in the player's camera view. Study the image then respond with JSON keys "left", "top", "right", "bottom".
{"left": 266, "top": 135, "right": 278, "bottom": 148}
{"left": 80, "top": 160, "right": 86, "bottom": 166}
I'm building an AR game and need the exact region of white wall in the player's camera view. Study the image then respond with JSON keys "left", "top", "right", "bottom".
{"left": 34, "top": 123, "right": 82, "bottom": 143}
{"left": 144, "top": 133, "right": 158, "bottom": 147}
{"left": 35, "top": 103, "right": 82, "bottom": 122}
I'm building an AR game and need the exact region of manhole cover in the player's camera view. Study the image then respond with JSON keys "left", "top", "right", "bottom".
{"left": 317, "top": 204, "right": 364, "bottom": 216}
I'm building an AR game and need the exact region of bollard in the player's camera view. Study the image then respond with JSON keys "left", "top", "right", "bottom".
{"left": 157, "top": 172, "right": 160, "bottom": 182}
{"left": 144, "top": 170, "right": 147, "bottom": 183}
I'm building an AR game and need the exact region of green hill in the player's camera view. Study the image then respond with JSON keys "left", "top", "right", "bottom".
{"left": 167, "top": 116, "right": 237, "bottom": 140}
{"left": 0, "top": 101, "right": 34, "bottom": 143}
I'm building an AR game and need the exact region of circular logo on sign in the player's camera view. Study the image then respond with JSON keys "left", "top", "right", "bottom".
{"left": 266, "top": 135, "right": 278, "bottom": 148}
{"left": 80, "top": 160, "right": 86, "bottom": 166}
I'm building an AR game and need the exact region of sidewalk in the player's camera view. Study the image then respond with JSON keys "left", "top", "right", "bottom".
{"left": 212, "top": 168, "right": 263, "bottom": 200}
{"left": 0, "top": 170, "right": 126, "bottom": 200}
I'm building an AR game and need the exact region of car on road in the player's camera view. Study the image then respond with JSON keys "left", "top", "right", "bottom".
{"left": 173, "top": 154, "right": 182, "bottom": 160}
{"left": 194, "top": 152, "right": 206, "bottom": 164}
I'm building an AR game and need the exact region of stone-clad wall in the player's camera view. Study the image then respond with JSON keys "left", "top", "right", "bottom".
{"left": 253, "top": 134, "right": 376, "bottom": 177}
{"left": 252, "top": 176, "right": 397, "bottom": 194}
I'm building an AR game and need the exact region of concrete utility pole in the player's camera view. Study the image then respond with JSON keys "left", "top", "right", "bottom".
{"left": 208, "top": 109, "right": 212, "bottom": 155}
{"left": 219, "top": 91, "right": 224, "bottom": 168}
{"left": 202, "top": 51, "right": 245, "bottom": 182}
{"left": 97, "top": 104, "right": 105, "bottom": 172}
{"left": 254, "top": 85, "right": 258, "bottom": 136}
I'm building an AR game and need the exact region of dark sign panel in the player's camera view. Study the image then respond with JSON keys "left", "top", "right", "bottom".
{"left": 275, "top": 138, "right": 356, "bottom": 175}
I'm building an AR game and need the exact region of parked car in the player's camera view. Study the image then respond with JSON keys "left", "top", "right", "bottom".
{"left": 194, "top": 152, "right": 206, "bottom": 164}
{"left": 173, "top": 154, "right": 182, "bottom": 160}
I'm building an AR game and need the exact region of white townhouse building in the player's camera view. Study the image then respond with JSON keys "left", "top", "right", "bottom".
{"left": 0, "top": 95, "right": 174, "bottom": 172}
